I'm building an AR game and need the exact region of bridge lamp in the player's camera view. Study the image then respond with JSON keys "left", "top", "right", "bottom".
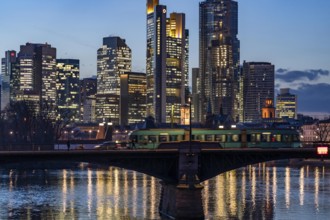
{"left": 219, "top": 125, "right": 224, "bottom": 129}
{"left": 317, "top": 146, "right": 328, "bottom": 155}
{"left": 231, "top": 125, "right": 237, "bottom": 129}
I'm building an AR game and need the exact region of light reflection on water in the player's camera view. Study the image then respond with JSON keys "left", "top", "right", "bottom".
{"left": 0, "top": 164, "right": 330, "bottom": 219}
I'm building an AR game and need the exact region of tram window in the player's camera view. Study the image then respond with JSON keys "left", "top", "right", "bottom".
{"left": 251, "top": 134, "right": 256, "bottom": 142}
{"left": 247, "top": 134, "right": 251, "bottom": 142}
{"left": 205, "top": 135, "right": 213, "bottom": 141}
{"left": 170, "top": 135, "right": 177, "bottom": 141}
{"left": 283, "top": 135, "right": 289, "bottom": 142}
{"left": 149, "top": 135, "right": 157, "bottom": 142}
{"left": 262, "top": 134, "right": 271, "bottom": 142}
{"left": 232, "top": 134, "right": 240, "bottom": 142}
{"left": 142, "top": 135, "right": 148, "bottom": 141}
{"left": 274, "top": 134, "right": 281, "bottom": 142}
{"left": 215, "top": 134, "right": 226, "bottom": 142}
{"left": 227, "top": 135, "right": 232, "bottom": 142}
{"left": 159, "top": 135, "right": 167, "bottom": 142}
{"left": 293, "top": 135, "right": 299, "bottom": 142}
{"left": 255, "top": 134, "right": 261, "bottom": 142}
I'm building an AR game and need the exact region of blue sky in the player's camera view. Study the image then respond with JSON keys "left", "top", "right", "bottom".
{"left": 1, "top": 0, "right": 330, "bottom": 115}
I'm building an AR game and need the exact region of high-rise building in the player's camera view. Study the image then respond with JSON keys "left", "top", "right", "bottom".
{"left": 199, "top": 0, "right": 240, "bottom": 122}
{"left": 1, "top": 50, "right": 19, "bottom": 110}
{"left": 276, "top": 88, "right": 297, "bottom": 119}
{"left": 192, "top": 68, "right": 200, "bottom": 122}
{"left": 241, "top": 61, "right": 275, "bottom": 122}
{"left": 120, "top": 72, "right": 147, "bottom": 126}
{"left": 17, "top": 43, "right": 57, "bottom": 112}
{"left": 146, "top": 0, "right": 189, "bottom": 124}
{"left": 56, "top": 59, "right": 80, "bottom": 122}
{"left": 80, "top": 77, "right": 97, "bottom": 123}
{"left": 96, "top": 36, "right": 131, "bottom": 124}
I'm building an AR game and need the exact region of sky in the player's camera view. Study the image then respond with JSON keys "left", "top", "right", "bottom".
{"left": 0, "top": 0, "right": 330, "bottom": 116}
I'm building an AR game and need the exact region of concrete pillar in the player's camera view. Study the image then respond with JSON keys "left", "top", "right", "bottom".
{"left": 159, "top": 181, "right": 204, "bottom": 219}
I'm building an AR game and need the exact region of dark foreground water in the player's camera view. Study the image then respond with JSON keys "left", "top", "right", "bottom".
{"left": 1, "top": 163, "right": 330, "bottom": 220}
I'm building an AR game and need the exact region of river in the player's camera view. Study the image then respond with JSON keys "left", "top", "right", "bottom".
{"left": 0, "top": 163, "right": 330, "bottom": 219}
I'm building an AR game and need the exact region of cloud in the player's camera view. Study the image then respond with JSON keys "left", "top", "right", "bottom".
{"left": 276, "top": 69, "right": 329, "bottom": 83}
{"left": 275, "top": 69, "right": 330, "bottom": 115}
{"left": 291, "top": 83, "right": 330, "bottom": 113}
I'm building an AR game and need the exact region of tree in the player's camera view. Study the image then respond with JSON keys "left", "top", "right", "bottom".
{"left": 314, "top": 119, "right": 330, "bottom": 143}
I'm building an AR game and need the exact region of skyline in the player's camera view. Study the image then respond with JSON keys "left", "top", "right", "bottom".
{"left": 1, "top": 0, "right": 330, "bottom": 116}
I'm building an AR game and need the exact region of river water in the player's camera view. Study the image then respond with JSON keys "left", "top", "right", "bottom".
{"left": 0, "top": 163, "right": 330, "bottom": 220}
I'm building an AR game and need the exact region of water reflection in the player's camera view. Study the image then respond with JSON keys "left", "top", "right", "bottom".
{"left": 0, "top": 164, "right": 330, "bottom": 219}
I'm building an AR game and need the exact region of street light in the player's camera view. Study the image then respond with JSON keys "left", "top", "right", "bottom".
{"left": 89, "top": 130, "right": 92, "bottom": 139}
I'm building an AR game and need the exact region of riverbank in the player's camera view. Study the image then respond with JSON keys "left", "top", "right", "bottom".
{"left": 267, "top": 158, "right": 330, "bottom": 167}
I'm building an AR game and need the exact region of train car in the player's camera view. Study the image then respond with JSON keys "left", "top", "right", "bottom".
{"left": 129, "top": 128, "right": 301, "bottom": 149}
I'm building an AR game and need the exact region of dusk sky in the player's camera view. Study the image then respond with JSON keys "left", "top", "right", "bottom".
{"left": 1, "top": 0, "right": 330, "bottom": 116}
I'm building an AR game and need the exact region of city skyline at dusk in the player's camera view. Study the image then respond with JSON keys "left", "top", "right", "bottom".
{"left": 1, "top": 0, "right": 330, "bottom": 116}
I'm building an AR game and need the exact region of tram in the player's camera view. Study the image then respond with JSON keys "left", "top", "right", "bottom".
{"left": 129, "top": 128, "right": 301, "bottom": 149}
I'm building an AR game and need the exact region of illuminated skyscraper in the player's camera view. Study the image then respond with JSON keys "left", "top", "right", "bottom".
{"left": 242, "top": 61, "right": 275, "bottom": 122}
{"left": 199, "top": 0, "right": 240, "bottom": 122}
{"left": 56, "top": 59, "right": 80, "bottom": 122}
{"left": 17, "top": 43, "right": 57, "bottom": 112}
{"left": 120, "top": 72, "right": 147, "bottom": 126}
{"left": 1, "top": 50, "right": 19, "bottom": 110}
{"left": 80, "top": 77, "right": 97, "bottom": 123}
{"left": 146, "top": 0, "right": 189, "bottom": 124}
{"left": 276, "top": 88, "right": 297, "bottom": 119}
{"left": 96, "top": 36, "right": 131, "bottom": 124}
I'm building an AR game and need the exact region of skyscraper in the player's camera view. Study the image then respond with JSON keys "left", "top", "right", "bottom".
{"left": 17, "top": 43, "right": 57, "bottom": 112}
{"left": 56, "top": 59, "right": 80, "bottom": 122}
{"left": 242, "top": 61, "right": 275, "bottom": 122}
{"left": 80, "top": 77, "right": 97, "bottom": 123}
{"left": 199, "top": 0, "right": 240, "bottom": 122}
{"left": 120, "top": 72, "right": 147, "bottom": 126}
{"left": 96, "top": 36, "right": 131, "bottom": 124}
{"left": 146, "top": 0, "right": 189, "bottom": 124}
{"left": 276, "top": 88, "right": 297, "bottom": 119}
{"left": 1, "top": 50, "right": 18, "bottom": 110}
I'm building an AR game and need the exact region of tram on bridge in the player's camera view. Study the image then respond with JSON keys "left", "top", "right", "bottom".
{"left": 129, "top": 128, "right": 301, "bottom": 149}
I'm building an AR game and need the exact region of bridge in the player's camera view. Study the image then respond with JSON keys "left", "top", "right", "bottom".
{"left": 0, "top": 142, "right": 329, "bottom": 220}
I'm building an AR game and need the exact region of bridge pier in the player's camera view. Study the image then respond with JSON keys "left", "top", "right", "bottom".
{"left": 159, "top": 142, "right": 204, "bottom": 219}
{"left": 159, "top": 182, "right": 204, "bottom": 220}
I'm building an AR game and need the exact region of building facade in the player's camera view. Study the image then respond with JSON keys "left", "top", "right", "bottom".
{"left": 276, "top": 88, "right": 297, "bottom": 119}
{"left": 146, "top": 0, "right": 189, "bottom": 124}
{"left": 1, "top": 50, "right": 19, "bottom": 110}
{"left": 96, "top": 36, "right": 131, "bottom": 124}
{"left": 17, "top": 43, "right": 57, "bottom": 112}
{"left": 80, "top": 77, "right": 97, "bottom": 123}
{"left": 199, "top": 0, "right": 240, "bottom": 123}
{"left": 120, "top": 72, "right": 147, "bottom": 126}
{"left": 56, "top": 59, "right": 80, "bottom": 122}
{"left": 241, "top": 61, "right": 275, "bottom": 122}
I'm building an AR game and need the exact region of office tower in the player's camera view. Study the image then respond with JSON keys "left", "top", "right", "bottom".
{"left": 165, "top": 13, "right": 189, "bottom": 124}
{"left": 56, "top": 59, "right": 80, "bottom": 122}
{"left": 276, "top": 88, "right": 297, "bottom": 119}
{"left": 147, "top": 0, "right": 167, "bottom": 123}
{"left": 17, "top": 43, "right": 57, "bottom": 112}
{"left": 80, "top": 77, "right": 97, "bottom": 123}
{"left": 1, "top": 51, "right": 19, "bottom": 110}
{"left": 120, "top": 72, "right": 147, "bottom": 126}
{"left": 96, "top": 36, "right": 131, "bottom": 124}
{"left": 241, "top": 61, "right": 275, "bottom": 122}
{"left": 192, "top": 68, "right": 200, "bottom": 122}
{"left": 199, "top": 0, "right": 240, "bottom": 122}
{"left": 146, "top": 0, "right": 189, "bottom": 124}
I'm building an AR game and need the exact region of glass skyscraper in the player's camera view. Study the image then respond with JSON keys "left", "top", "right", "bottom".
{"left": 17, "top": 43, "right": 57, "bottom": 112}
{"left": 276, "top": 88, "right": 297, "bottom": 119}
{"left": 56, "top": 59, "right": 80, "bottom": 122}
{"left": 199, "top": 0, "right": 240, "bottom": 122}
{"left": 242, "top": 61, "right": 275, "bottom": 122}
{"left": 146, "top": 0, "right": 189, "bottom": 124}
{"left": 96, "top": 36, "right": 131, "bottom": 124}
{"left": 1, "top": 51, "right": 18, "bottom": 110}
